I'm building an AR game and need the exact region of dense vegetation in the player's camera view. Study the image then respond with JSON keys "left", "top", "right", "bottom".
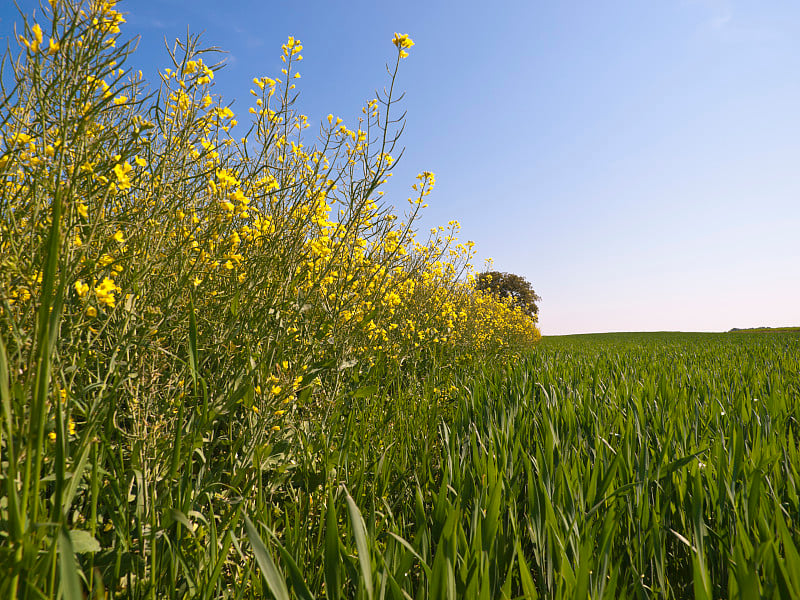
{"left": 233, "top": 330, "right": 798, "bottom": 599}
{"left": 0, "top": 1, "right": 538, "bottom": 598}
{"left": 2, "top": 2, "right": 799, "bottom": 599}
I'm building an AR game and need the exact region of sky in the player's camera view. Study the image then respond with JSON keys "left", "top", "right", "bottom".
{"left": 2, "top": 0, "right": 799, "bottom": 335}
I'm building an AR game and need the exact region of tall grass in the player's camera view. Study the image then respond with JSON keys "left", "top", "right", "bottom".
{"left": 0, "top": 1, "right": 538, "bottom": 598}
{"left": 231, "top": 331, "right": 800, "bottom": 599}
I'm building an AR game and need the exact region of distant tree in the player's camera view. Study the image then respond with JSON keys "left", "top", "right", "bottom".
{"left": 475, "top": 271, "right": 541, "bottom": 320}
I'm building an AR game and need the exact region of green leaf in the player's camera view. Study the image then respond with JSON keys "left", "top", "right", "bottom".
{"left": 387, "top": 531, "right": 432, "bottom": 580}
{"left": 776, "top": 511, "right": 800, "bottom": 598}
{"left": 430, "top": 510, "right": 458, "bottom": 600}
{"left": 691, "top": 540, "right": 711, "bottom": 600}
{"left": 0, "top": 335, "right": 21, "bottom": 542}
{"left": 353, "top": 385, "right": 378, "bottom": 399}
{"left": 270, "top": 534, "right": 315, "bottom": 600}
{"left": 325, "top": 495, "right": 341, "bottom": 600}
{"left": 575, "top": 536, "right": 592, "bottom": 600}
{"left": 244, "top": 515, "right": 289, "bottom": 600}
{"left": 69, "top": 529, "right": 101, "bottom": 554}
{"left": 62, "top": 442, "right": 93, "bottom": 514}
{"left": 169, "top": 508, "right": 195, "bottom": 535}
{"left": 482, "top": 480, "right": 503, "bottom": 551}
{"left": 516, "top": 542, "right": 538, "bottom": 599}
{"left": 345, "top": 488, "right": 374, "bottom": 600}
{"left": 59, "top": 524, "right": 84, "bottom": 600}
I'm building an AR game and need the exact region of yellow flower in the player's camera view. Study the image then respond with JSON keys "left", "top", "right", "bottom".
{"left": 113, "top": 161, "right": 132, "bottom": 189}
{"left": 29, "top": 24, "right": 43, "bottom": 53}
{"left": 271, "top": 425, "right": 281, "bottom": 432}
{"left": 48, "top": 431, "right": 57, "bottom": 441}
{"left": 74, "top": 280, "right": 89, "bottom": 297}
{"left": 31, "top": 24, "right": 43, "bottom": 45}
{"left": 86, "top": 306, "right": 98, "bottom": 318}
{"left": 271, "top": 385, "right": 282, "bottom": 396}
{"left": 392, "top": 33, "right": 415, "bottom": 57}
{"left": 112, "top": 230, "right": 124, "bottom": 243}
{"left": 12, "top": 132, "right": 32, "bottom": 145}
{"left": 94, "top": 277, "right": 119, "bottom": 308}
{"left": 77, "top": 202, "right": 88, "bottom": 218}
{"left": 230, "top": 188, "right": 249, "bottom": 205}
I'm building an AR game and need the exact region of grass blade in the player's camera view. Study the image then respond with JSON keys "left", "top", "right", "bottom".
{"left": 244, "top": 515, "right": 290, "bottom": 600}
{"left": 59, "top": 524, "right": 84, "bottom": 600}
{"left": 345, "top": 488, "right": 374, "bottom": 600}
{"left": 325, "top": 494, "right": 342, "bottom": 600}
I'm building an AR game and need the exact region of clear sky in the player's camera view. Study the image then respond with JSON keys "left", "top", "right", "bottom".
{"left": 3, "top": 0, "right": 799, "bottom": 335}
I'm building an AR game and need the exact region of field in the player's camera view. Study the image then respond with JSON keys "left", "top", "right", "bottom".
{"left": 242, "top": 330, "right": 800, "bottom": 600}
{"left": 2, "top": 1, "right": 800, "bottom": 598}
{"left": 5, "top": 321, "right": 800, "bottom": 597}
{"left": 298, "top": 330, "right": 800, "bottom": 599}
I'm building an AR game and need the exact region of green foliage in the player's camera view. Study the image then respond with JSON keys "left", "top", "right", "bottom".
{"left": 475, "top": 270, "right": 541, "bottom": 320}
{"left": 0, "top": 1, "right": 537, "bottom": 597}
{"left": 2, "top": 0, "right": 799, "bottom": 598}
{"left": 222, "top": 330, "right": 800, "bottom": 599}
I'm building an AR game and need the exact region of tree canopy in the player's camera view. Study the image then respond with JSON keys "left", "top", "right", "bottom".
{"left": 475, "top": 271, "right": 541, "bottom": 320}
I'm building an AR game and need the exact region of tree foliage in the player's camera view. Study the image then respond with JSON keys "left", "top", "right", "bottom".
{"left": 475, "top": 271, "right": 541, "bottom": 320}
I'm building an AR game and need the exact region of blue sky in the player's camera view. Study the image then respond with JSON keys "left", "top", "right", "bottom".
{"left": 2, "top": 0, "right": 799, "bottom": 334}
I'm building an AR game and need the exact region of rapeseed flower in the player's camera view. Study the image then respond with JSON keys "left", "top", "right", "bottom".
{"left": 74, "top": 280, "right": 89, "bottom": 297}
{"left": 94, "top": 277, "right": 119, "bottom": 308}
{"left": 392, "top": 33, "right": 414, "bottom": 57}
{"left": 113, "top": 161, "right": 132, "bottom": 190}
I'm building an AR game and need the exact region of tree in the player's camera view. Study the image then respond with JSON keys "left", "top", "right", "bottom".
{"left": 475, "top": 271, "right": 541, "bottom": 320}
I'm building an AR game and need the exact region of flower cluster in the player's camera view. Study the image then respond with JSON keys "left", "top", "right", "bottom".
{"left": 0, "top": 0, "right": 541, "bottom": 462}
{"left": 392, "top": 32, "right": 415, "bottom": 58}
{"left": 1, "top": 3, "right": 539, "bottom": 401}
